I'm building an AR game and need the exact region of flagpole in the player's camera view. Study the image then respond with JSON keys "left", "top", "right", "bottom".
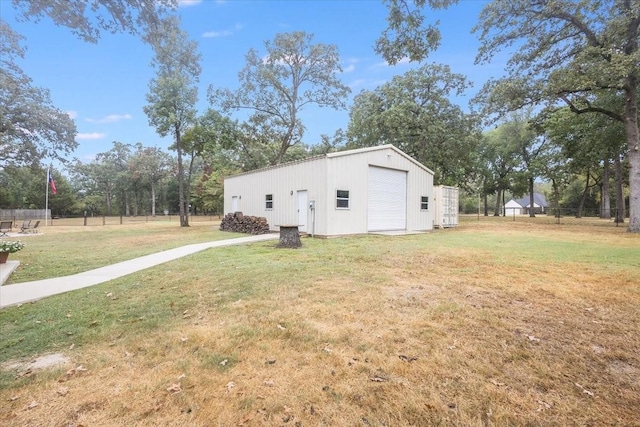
{"left": 45, "top": 167, "right": 50, "bottom": 227}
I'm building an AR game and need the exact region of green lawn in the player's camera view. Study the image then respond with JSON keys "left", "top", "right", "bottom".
{"left": 1, "top": 218, "right": 639, "bottom": 426}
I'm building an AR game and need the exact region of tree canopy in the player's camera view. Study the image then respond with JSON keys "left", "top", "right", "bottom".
{"left": 346, "top": 63, "right": 479, "bottom": 186}
{"left": 10, "top": 0, "right": 176, "bottom": 43}
{"left": 144, "top": 15, "right": 201, "bottom": 227}
{"left": 0, "top": 21, "right": 77, "bottom": 166}
{"left": 472, "top": 0, "right": 640, "bottom": 231}
{"left": 209, "top": 31, "right": 351, "bottom": 165}
{"left": 2, "top": 0, "right": 176, "bottom": 167}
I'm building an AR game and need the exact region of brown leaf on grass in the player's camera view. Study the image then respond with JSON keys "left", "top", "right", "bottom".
{"left": 56, "top": 386, "right": 69, "bottom": 396}
{"left": 238, "top": 412, "right": 256, "bottom": 425}
{"left": 8, "top": 395, "right": 20, "bottom": 401}
{"left": 225, "top": 381, "right": 236, "bottom": 392}
{"left": 166, "top": 383, "right": 182, "bottom": 394}
{"left": 370, "top": 376, "right": 387, "bottom": 382}
{"left": 527, "top": 335, "right": 540, "bottom": 342}
{"left": 490, "top": 379, "right": 506, "bottom": 387}
{"left": 277, "top": 324, "right": 286, "bottom": 330}
{"left": 575, "top": 383, "right": 595, "bottom": 397}
{"left": 263, "top": 380, "right": 275, "bottom": 387}
{"left": 537, "top": 400, "right": 552, "bottom": 411}
{"left": 65, "top": 365, "right": 87, "bottom": 378}
{"left": 398, "top": 355, "right": 418, "bottom": 362}
{"left": 16, "top": 369, "right": 33, "bottom": 378}
{"left": 26, "top": 400, "right": 38, "bottom": 410}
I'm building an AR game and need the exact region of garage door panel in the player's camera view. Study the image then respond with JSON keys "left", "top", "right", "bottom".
{"left": 368, "top": 166, "right": 407, "bottom": 231}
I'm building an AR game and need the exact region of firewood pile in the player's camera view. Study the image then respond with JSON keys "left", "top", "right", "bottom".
{"left": 220, "top": 212, "right": 270, "bottom": 234}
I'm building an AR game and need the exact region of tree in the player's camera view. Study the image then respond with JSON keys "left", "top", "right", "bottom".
{"left": 480, "top": 126, "right": 522, "bottom": 216}
{"left": 376, "top": 0, "right": 458, "bottom": 65}
{"left": 346, "top": 63, "right": 479, "bottom": 186}
{"left": 378, "top": 0, "right": 640, "bottom": 231}
{"left": 2, "top": 0, "right": 176, "bottom": 166}
{"left": 541, "top": 106, "right": 627, "bottom": 221}
{"left": 508, "top": 110, "right": 549, "bottom": 218}
{"left": 473, "top": 0, "right": 640, "bottom": 231}
{"left": 10, "top": 0, "right": 176, "bottom": 43}
{"left": 144, "top": 16, "right": 201, "bottom": 227}
{"left": 209, "top": 31, "right": 350, "bottom": 166}
{"left": 0, "top": 22, "right": 76, "bottom": 166}
{"left": 129, "top": 145, "right": 173, "bottom": 216}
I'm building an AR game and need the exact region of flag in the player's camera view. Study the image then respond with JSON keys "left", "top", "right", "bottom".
{"left": 49, "top": 172, "right": 57, "bottom": 195}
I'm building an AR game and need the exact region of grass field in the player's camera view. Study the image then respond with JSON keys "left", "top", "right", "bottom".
{"left": 1, "top": 216, "right": 639, "bottom": 426}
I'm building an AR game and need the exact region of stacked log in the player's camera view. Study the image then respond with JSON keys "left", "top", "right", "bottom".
{"left": 220, "top": 212, "right": 270, "bottom": 234}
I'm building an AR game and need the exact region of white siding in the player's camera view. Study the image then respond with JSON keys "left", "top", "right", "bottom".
{"left": 224, "top": 145, "right": 435, "bottom": 236}
{"left": 224, "top": 156, "right": 327, "bottom": 232}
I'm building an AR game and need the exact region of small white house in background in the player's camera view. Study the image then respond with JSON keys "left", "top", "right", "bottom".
{"left": 504, "top": 193, "right": 549, "bottom": 216}
{"left": 224, "top": 145, "right": 439, "bottom": 237}
{"left": 434, "top": 185, "right": 459, "bottom": 228}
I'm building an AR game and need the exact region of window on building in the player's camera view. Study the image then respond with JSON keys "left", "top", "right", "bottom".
{"left": 336, "top": 190, "right": 350, "bottom": 209}
{"left": 421, "top": 196, "right": 429, "bottom": 210}
{"left": 265, "top": 194, "right": 273, "bottom": 210}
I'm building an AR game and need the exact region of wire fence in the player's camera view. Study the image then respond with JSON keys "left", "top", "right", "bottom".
{"left": 0, "top": 213, "right": 223, "bottom": 227}
{"left": 465, "top": 208, "right": 628, "bottom": 227}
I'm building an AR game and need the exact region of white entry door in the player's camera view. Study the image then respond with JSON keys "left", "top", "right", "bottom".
{"left": 297, "top": 190, "right": 308, "bottom": 232}
{"left": 231, "top": 196, "right": 238, "bottom": 212}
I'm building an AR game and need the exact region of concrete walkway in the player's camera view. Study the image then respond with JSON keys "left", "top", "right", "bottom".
{"left": 0, "top": 233, "right": 278, "bottom": 309}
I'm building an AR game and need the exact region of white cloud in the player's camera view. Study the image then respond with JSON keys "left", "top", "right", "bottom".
{"left": 76, "top": 132, "right": 106, "bottom": 140}
{"left": 66, "top": 111, "right": 78, "bottom": 119}
{"left": 349, "top": 78, "right": 388, "bottom": 89}
{"left": 178, "top": 0, "right": 202, "bottom": 6}
{"left": 373, "top": 57, "right": 412, "bottom": 68}
{"left": 85, "top": 114, "right": 132, "bottom": 124}
{"left": 203, "top": 23, "right": 243, "bottom": 38}
{"left": 203, "top": 29, "right": 232, "bottom": 38}
{"left": 342, "top": 64, "right": 356, "bottom": 73}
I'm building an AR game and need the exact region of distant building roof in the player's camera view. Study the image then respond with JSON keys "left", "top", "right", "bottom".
{"left": 513, "top": 193, "right": 548, "bottom": 208}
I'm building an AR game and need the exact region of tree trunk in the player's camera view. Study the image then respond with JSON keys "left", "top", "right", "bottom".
{"left": 176, "top": 127, "right": 189, "bottom": 227}
{"left": 576, "top": 173, "right": 590, "bottom": 218}
{"left": 528, "top": 177, "right": 535, "bottom": 218}
{"left": 133, "top": 191, "right": 139, "bottom": 217}
{"left": 493, "top": 188, "right": 502, "bottom": 216}
{"left": 125, "top": 192, "right": 131, "bottom": 217}
{"left": 614, "top": 153, "right": 625, "bottom": 224}
{"left": 624, "top": 77, "right": 639, "bottom": 231}
{"left": 105, "top": 188, "right": 112, "bottom": 216}
{"left": 483, "top": 193, "right": 489, "bottom": 216}
{"left": 552, "top": 178, "right": 561, "bottom": 218}
{"left": 601, "top": 157, "right": 611, "bottom": 219}
{"left": 151, "top": 182, "right": 157, "bottom": 217}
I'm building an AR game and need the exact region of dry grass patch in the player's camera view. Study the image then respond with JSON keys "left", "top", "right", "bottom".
{"left": 1, "top": 219, "right": 639, "bottom": 426}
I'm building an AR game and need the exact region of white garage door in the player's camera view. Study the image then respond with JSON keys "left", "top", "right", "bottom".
{"left": 368, "top": 166, "right": 407, "bottom": 231}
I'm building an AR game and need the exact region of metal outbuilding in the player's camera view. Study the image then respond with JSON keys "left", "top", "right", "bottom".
{"left": 223, "top": 145, "right": 436, "bottom": 237}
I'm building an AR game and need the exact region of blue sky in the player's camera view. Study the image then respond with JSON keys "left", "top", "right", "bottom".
{"left": 3, "top": 0, "right": 499, "bottom": 164}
